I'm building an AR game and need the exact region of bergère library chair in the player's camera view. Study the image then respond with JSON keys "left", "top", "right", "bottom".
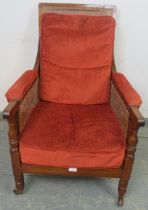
{"left": 3, "top": 3, "right": 145, "bottom": 206}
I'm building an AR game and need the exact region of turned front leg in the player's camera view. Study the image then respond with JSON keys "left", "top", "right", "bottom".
{"left": 118, "top": 108, "right": 140, "bottom": 206}
{"left": 118, "top": 145, "right": 137, "bottom": 206}
{"left": 8, "top": 107, "right": 24, "bottom": 194}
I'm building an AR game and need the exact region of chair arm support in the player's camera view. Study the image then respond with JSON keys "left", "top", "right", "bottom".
{"left": 6, "top": 70, "right": 38, "bottom": 102}
{"left": 124, "top": 105, "right": 145, "bottom": 164}
{"left": 3, "top": 100, "right": 19, "bottom": 120}
{"left": 112, "top": 72, "right": 142, "bottom": 107}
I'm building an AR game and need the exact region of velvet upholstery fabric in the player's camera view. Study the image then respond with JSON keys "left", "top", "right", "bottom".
{"left": 112, "top": 72, "right": 142, "bottom": 107}
{"left": 20, "top": 101, "right": 125, "bottom": 168}
{"left": 40, "top": 14, "right": 115, "bottom": 104}
{"left": 6, "top": 70, "right": 38, "bottom": 101}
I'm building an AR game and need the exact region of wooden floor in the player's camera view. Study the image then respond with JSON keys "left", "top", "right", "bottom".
{"left": 0, "top": 119, "right": 148, "bottom": 210}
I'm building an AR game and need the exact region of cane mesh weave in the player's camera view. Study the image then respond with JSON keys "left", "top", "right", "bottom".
{"left": 110, "top": 82, "right": 129, "bottom": 138}
{"left": 19, "top": 79, "right": 39, "bottom": 132}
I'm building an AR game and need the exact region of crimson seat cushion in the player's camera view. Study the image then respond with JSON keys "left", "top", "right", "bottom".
{"left": 40, "top": 14, "right": 115, "bottom": 104}
{"left": 20, "top": 101, "right": 125, "bottom": 168}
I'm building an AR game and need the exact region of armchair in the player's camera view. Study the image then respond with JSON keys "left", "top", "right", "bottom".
{"left": 3, "top": 3, "right": 145, "bottom": 206}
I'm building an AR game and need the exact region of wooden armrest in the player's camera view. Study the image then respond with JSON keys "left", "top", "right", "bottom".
{"left": 3, "top": 101, "right": 19, "bottom": 119}
{"left": 129, "top": 106, "right": 145, "bottom": 127}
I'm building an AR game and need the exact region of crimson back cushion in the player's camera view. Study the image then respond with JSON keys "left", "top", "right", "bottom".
{"left": 40, "top": 13, "right": 115, "bottom": 104}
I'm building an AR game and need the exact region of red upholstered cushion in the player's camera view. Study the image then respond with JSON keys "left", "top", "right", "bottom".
{"left": 6, "top": 70, "right": 38, "bottom": 101}
{"left": 112, "top": 72, "right": 142, "bottom": 107}
{"left": 40, "top": 14, "right": 115, "bottom": 104}
{"left": 20, "top": 101, "right": 125, "bottom": 168}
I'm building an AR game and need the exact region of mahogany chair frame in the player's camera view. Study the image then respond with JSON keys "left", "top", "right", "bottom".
{"left": 3, "top": 3, "right": 145, "bottom": 206}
